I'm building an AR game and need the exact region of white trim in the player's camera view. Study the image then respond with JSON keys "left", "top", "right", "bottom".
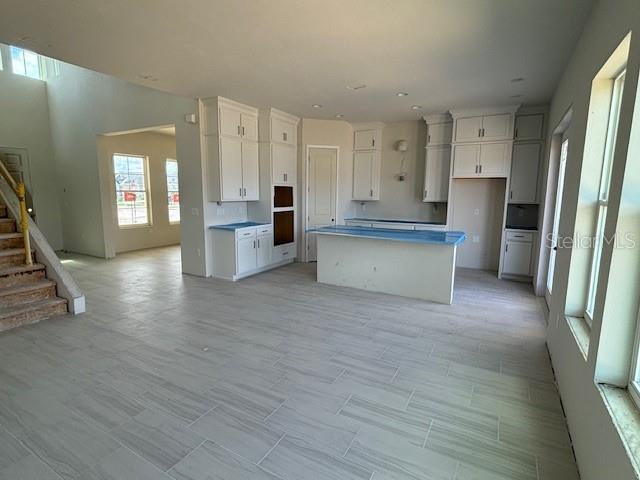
{"left": 449, "top": 104, "right": 520, "bottom": 119}
{"left": 303, "top": 145, "right": 340, "bottom": 263}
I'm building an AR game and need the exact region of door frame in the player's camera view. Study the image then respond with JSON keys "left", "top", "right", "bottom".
{"left": 303, "top": 145, "right": 340, "bottom": 263}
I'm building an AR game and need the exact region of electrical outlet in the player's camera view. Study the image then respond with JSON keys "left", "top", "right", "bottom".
{"left": 474, "top": 209, "right": 480, "bottom": 216}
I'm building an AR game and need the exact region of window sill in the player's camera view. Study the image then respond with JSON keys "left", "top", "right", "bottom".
{"left": 566, "top": 315, "right": 590, "bottom": 362}
{"left": 118, "top": 224, "right": 152, "bottom": 230}
{"left": 599, "top": 384, "right": 640, "bottom": 477}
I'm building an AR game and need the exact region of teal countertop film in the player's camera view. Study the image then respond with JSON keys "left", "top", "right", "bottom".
{"left": 308, "top": 225, "right": 466, "bottom": 246}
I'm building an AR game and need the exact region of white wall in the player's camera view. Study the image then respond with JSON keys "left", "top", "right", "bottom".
{"left": 97, "top": 131, "right": 180, "bottom": 253}
{"left": 0, "top": 66, "right": 64, "bottom": 250}
{"left": 544, "top": 0, "right": 640, "bottom": 478}
{"left": 354, "top": 120, "right": 445, "bottom": 223}
{"left": 44, "top": 61, "right": 208, "bottom": 275}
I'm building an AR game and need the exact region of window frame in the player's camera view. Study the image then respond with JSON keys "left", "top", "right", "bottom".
{"left": 112, "top": 153, "right": 152, "bottom": 229}
{"left": 584, "top": 68, "right": 626, "bottom": 326}
{"left": 9, "top": 46, "right": 43, "bottom": 80}
{"left": 165, "top": 158, "right": 180, "bottom": 225}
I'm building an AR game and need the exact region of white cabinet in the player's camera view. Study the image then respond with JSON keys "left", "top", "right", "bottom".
{"left": 426, "top": 122, "right": 453, "bottom": 146}
{"left": 510, "top": 143, "right": 541, "bottom": 203}
{"left": 271, "top": 116, "right": 296, "bottom": 145}
{"left": 354, "top": 130, "right": 379, "bottom": 150}
{"left": 423, "top": 146, "right": 450, "bottom": 202}
{"left": 452, "top": 110, "right": 516, "bottom": 143}
{"left": 237, "top": 235, "right": 258, "bottom": 274}
{"left": 272, "top": 143, "right": 296, "bottom": 185}
{"left": 201, "top": 97, "right": 260, "bottom": 202}
{"left": 515, "top": 114, "right": 544, "bottom": 141}
{"left": 212, "top": 224, "right": 285, "bottom": 281}
{"left": 353, "top": 151, "right": 380, "bottom": 200}
{"left": 502, "top": 231, "right": 534, "bottom": 276}
{"left": 452, "top": 143, "right": 510, "bottom": 178}
{"left": 351, "top": 123, "right": 384, "bottom": 201}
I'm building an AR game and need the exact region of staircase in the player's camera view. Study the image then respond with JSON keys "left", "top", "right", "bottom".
{"left": 0, "top": 203, "right": 67, "bottom": 332}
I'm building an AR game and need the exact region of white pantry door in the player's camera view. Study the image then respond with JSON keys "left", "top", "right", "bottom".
{"left": 307, "top": 147, "right": 337, "bottom": 262}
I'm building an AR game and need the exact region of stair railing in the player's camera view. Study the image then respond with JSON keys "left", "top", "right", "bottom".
{"left": 0, "top": 158, "right": 33, "bottom": 266}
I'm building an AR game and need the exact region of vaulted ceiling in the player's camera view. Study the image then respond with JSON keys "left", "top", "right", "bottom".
{"left": 0, "top": 0, "right": 594, "bottom": 121}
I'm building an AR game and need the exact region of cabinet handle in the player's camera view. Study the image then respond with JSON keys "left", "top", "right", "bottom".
{"left": 478, "top": 128, "right": 482, "bottom": 138}
{"left": 479, "top": 165, "right": 482, "bottom": 174}
{"left": 506, "top": 243, "right": 509, "bottom": 252}
{"left": 424, "top": 189, "right": 427, "bottom": 198}
{"left": 482, "top": 128, "right": 485, "bottom": 137}
{"left": 370, "top": 189, "right": 373, "bottom": 197}
{"left": 510, "top": 190, "right": 513, "bottom": 199}
{"left": 253, "top": 240, "right": 256, "bottom": 249}
{"left": 284, "top": 173, "right": 287, "bottom": 182}
{"left": 372, "top": 139, "right": 375, "bottom": 147}
{"left": 237, "top": 125, "right": 241, "bottom": 136}
{"left": 475, "top": 165, "right": 478, "bottom": 174}
{"left": 242, "top": 126, "right": 245, "bottom": 136}
{"left": 515, "top": 128, "right": 518, "bottom": 138}
{"left": 239, "top": 187, "right": 243, "bottom": 197}
{"left": 283, "top": 132, "right": 287, "bottom": 141}
{"left": 427, "top": 135, "right": 431, "bottom": 144}
{"left": 243, "top": 187, "right": 247, "bottom": 197}
{"left": 257, "top": 239, "right": 260, "bottom": 248}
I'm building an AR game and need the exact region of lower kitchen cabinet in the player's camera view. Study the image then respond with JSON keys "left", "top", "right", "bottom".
{"left": 211, "top": 224, "right": 289, "bottom": 281}
{"left": 501, "top": 230, "right": 535, "bottom": 277}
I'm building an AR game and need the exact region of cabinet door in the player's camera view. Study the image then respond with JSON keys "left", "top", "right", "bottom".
{"left": 272, "top": 117, "right": 296, "bottom": 145}
{"left": 478, "top": 142, "right": 510, "bottom": 177}
{"left": 424, "top": 146, "right": 450, "bottom": 202}
{"left": 219, "top": 136, "right": 243, "bottom": 200}
{"left": 241, "top": 141, "right": 259, "bottom": 200}
{"left": 272, "top": 143, "right": 296, "bottom": 184}
{"left": 452, "top": 144, "right": 479, "bottom": 177}
{"left": 426, "top": 122, "right": 453, "bottom": 146}
{"left": 503, "top": 241, "right": 532, "bottom": 275}
{"left": 510, "top": 143, "right": 541, "bottom": 203}
{"left": 354, "top": 130, "right": 377, "bottom": 150}
{"left": 515, "top": 114, "right": 544, "bottom": 141}
{"left": 481, "top": 114, "right": 511, "bottom": 141}
{"left": 219, "top": 107, "right": 241, "bottom": 138}
{"left": 241, "top": 113, "right": 258, "bottom": 141}
{"left": 454, "top": 117, "right": 482, "bottom": 142}
{"left": 237, "top": 236, "right": 257, "bottom": 274}
{"left": 257, "top": 234, "right": 273, "bottom": 268}
{"left": 353, "top": 151, "right": 374, "bottom": 199}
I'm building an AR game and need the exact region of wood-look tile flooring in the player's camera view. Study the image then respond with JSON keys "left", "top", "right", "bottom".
{"left": 0, "top": 246, "right": 579, "bottom": 480}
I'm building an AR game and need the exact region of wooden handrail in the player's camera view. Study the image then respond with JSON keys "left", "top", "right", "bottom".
{"left": 0, "top": 156, "right": 32, "bottom": 265}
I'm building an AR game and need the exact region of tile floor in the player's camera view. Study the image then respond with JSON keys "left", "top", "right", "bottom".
{"left": 0, "top": 246, "right": 579, "bottom": 479}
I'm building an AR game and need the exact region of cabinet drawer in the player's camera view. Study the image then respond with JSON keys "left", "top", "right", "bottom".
{"left": 505, "top": 231, "right": 533, "bottom": 242}
{"left": 273, "top": 243, "right": 296, "bottom": 261}
{"left": 257, "top": 225, "right": 273, "bottom": 236}
{"left": 236, "top": 228, "right": 257, "bottom": 240}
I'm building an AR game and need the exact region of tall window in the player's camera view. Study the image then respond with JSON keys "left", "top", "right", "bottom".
{"left": 10, "top": 46, "right": 42, "bottom": 79}
{"left": 113, "top": 154, "right": 151, "bottom": 227}
{"left": 166, "top": 159, "right": 180, "bottom": 224}
{"left": 585, "top": 69, "right": 626, "bottom": 323}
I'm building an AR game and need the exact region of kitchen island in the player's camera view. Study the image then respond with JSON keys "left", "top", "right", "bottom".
{"left": 308, "top": 225, "right": 466, "bottom": 304}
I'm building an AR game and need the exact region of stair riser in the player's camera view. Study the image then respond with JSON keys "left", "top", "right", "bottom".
{"left": 0, "top": 302, "right": 67, "bottom": 333}
{"left": 0, "top": 237, "right": 24, "bottom": 250}
{"left": 0, "top": 285, "right": 56, "bottom": 308}
{"left": 0, "top": 206, "right": 6, "bottom": 218}
{"left": 0, "top": 269, "right": 46, "bottom": 288}
{"left": 0, "top": 253, "right": 33, "bottom": 269}
{"left": 0, "top": 222, "right": 16, "bottom": 234}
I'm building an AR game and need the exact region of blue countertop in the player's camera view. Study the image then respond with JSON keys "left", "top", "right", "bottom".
{"left": 308, "top": 225, "right": 466, "bottom": 246}
{"left": 210, "top": 221, "right": 269, "bottom": 231}
{"left": 346, "top": 217, "right": 445, "bottom": 226}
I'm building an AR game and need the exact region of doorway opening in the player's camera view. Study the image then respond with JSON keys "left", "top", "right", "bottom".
{"left": 97, "top": 125, "right": 180, "bottom": 259}
{"left": 304, "top": 145, "right": 338, "bottom": 262}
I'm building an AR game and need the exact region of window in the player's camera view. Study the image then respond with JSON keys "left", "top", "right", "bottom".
{"left": 10, "top": 46, "right": 42, "bottom": 79}
{"left": 166, "top": 159, "right": 180, "bottom": 223}
{"left": 585, "top": 69, "right": 626, "bottom": 324}
{"left": 113, "top": 154, "right": 151, "bottom": 227}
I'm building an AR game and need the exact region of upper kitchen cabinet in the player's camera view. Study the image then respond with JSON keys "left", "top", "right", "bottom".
{"left": 450, "top": 106, "right": 519, "bottom": 143}
{"left": 351, "top": 123, "right": 384, "bottom": 200}
{"left": 259, "top": 108, "right": 299, "bottom": 146}
{"left": 451, "top": 142, "right": 510, "bottom": 178}
{"left": 510, "top": 142, "right": 541, "bottom": 204}
{"left": 200, "top": 96, "right": 260, "bottom": 201}
{"left": 259, "top": 109, "right": 300, "bottom": 186}
{"left": 514, "top": 113, "right": 545, "bottom": 141}
{"left": 424, "top": 113, "right": 453, "bottom": 146}
{"left": 423, "top": 145, "right": 450, "bottom": 202}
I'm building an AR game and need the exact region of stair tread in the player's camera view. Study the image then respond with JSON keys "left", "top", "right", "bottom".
{"left": 0, "top": 263, "right": 45, "bottom": 276}
{"left": 0, "top": 298, "right": 67, "bottom": 319}
{"left": 0, "top": 218, "right": 15, "bottom": 223}
{"left": 0, "top": 280, "right": 56, "bottom": 297}
{"left": 0, "top": 233, "right": 23, "bottom": 240}
{"left": 0, "top": 248, "right": 34, "bottom": 258}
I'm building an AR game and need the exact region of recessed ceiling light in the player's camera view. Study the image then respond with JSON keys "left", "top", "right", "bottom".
{"left": 312, "top": 104, "right": 322, "bottom": 108}
{"left": 335, "top": 114, "right": 344, "bottom": 118}
{"left": 511, "top": 77, "right": 524, "bottom": 83}
{"left": 347, "top": 84, "right": 367, "bottom": 90}
{"left": 410, "top": 105, "right": 422, "bottom": 110}
{"left": 396, "top": 92, "right": 408, "bottom": 97}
